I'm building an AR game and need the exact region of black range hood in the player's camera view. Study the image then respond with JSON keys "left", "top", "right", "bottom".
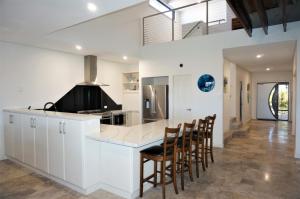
{"left": 48, "top": 55, "right": 122, "bottom": 113}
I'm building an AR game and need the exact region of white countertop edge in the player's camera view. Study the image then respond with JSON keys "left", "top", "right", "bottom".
{"left": 85, "top": 134, "right": 163, "bottom": 148}
{"left": 3, "top": 108, "right": 102, "bottom": 121}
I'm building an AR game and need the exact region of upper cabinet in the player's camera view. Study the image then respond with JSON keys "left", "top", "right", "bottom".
{"left": 123, "top": 72, "right": 139, "bottom": 93}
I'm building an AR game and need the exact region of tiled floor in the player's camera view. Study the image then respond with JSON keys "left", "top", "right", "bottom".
{"left": 1, "top": 120, "right": 299, "bottom": 199}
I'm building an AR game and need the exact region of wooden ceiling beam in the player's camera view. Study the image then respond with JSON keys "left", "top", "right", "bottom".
{"left": 226, "top": 0, "right": 253, "bottom": 37}
{"left": 254, "top": 0, "right": 268, "bottom": 34}
{"left": 279, "top": 0, "right": 287, "bottom": 32}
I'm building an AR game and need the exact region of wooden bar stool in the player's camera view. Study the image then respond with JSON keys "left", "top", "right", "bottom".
{"left": 192, "top": 119, "right": 207, "bottom": 177}
{"left": 176, "top": 120, "right": 196, "bottom": 191}
{"left": 139, "top": 124, "right": 181, "bottom": 199}
{"left": 205, "top": 114, "right": 216, "bottom": 168}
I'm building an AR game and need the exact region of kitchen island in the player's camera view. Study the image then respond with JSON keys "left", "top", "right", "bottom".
{"left": 3, "top": 108, "right": 179, "bottom": 199}
{"left": 85, "top": 120, "right": 181, "bottom": 199}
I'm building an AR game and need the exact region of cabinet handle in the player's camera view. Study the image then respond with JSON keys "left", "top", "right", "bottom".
{"left": 59, "top": 122, "right": 62, "bottom": 134}
{"left": 63, "top": 122, "right": 66, "bottom": 134}
{"left": 33, "top": 118, "right": 36, "bottom": 129}
{"left": 9, "top": 115, "right": 14, "bottom": 124}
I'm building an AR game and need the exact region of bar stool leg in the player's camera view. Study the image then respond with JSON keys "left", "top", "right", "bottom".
{"left": 210, "top": 138, "right": 214, "bottom": 163}
{"left": 195, "top": 143, "right": 200, "bottom": 178}
{"left": 205, "top": 138, "right": 208, "bottom": 168}
{"left": 180, "top": 152, "right": 184, "bottom": 191}
{"left": 188, "top": 149, "right": 193, "bottom": 182}
{"left": 172, "top": 156, "right": 179, "bottom": 194}
{"left": 153, "top": 161, "right": 157, "bottom": 187}
{"left": 201, "top": 143, "right": 206, "bottom": 171}
{"left": 161, "top": 160, "right": 166, "bottom": 199}
{"left": 139, "top": 155, "right": 144, "bottom": 197}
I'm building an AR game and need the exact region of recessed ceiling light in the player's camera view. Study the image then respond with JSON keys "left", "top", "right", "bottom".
{"left": 256, "top": 54, "right": 264, "bottom": 59}
{"left": 266, "top": 67, "right": 270, "bottom": 71}
{"left": 75, "top": 45, "right": 82, "bottom": 50}
{"left": 123, "top": 56, "right": 128, "bottom": 60}
{"left": 87, "top": 2, "right": 97, "bottom": 12}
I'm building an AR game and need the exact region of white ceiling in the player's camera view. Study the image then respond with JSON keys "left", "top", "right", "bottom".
{"left": 0, "top": 0, "right": 148, "bottom": 63}
{"left": 46, "top": 2, "right": 156, "bottom": 63}
{"left": 223, "top": 41, "right": 296, "bottom": 72}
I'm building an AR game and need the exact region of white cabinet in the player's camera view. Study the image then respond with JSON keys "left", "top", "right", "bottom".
{"left": 3, "top": 109, "right": 100, "bottom": 193}
{"left": 22, "top": 115, "right": 36, "bottom": 167}
{"left": 4, "top": 112, "right": 22, "bottom": 160}
{"left": 64, "top": 120, "right": 83, "bottom": 187}
{"left": 35, "top": 116, "right": 48, "bottom": 172}
{"left": 22, "top": 114, "right": 48, "bottom": 171}
{"left": 48, "top": 118, "right": 83, "bottom": 186}
{"left": 48, "top": 118, "right": 65, "bottom": 179}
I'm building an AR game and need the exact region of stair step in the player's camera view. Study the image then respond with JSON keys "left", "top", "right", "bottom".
{"left": 232, "top": 125, "right": 250, "bottom": 137}
{"left": 231, "top": 121, "right": 242, "bottom": 129}
{"left": 224, "top": 131, "right": 232, "bottom": 145}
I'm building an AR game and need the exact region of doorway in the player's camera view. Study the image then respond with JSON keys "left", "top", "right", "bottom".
{"left": 257, "top": 82, "right": 289, "bottom": 121}
{"left": 173, "top": 75, "right": 192, "bottom": 121}
{"left": 239, "top": 81, "right": 243, "bottom": 122}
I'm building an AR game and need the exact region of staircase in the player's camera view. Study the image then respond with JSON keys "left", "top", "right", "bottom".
{"left": 224, "top": 117, "right": 250, "bottom": 145}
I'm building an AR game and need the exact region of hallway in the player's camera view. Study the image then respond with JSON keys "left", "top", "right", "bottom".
{"left": 0, "top": 120, "right": 299, "bottom": 199}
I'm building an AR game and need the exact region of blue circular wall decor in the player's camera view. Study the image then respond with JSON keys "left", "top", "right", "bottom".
{"left": 198, "top": 74, "right": 215, "bottom": 92}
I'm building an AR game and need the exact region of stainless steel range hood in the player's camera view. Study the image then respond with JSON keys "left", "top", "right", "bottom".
{"left": 80, "top": 55, "right": 109, "bottom": 86}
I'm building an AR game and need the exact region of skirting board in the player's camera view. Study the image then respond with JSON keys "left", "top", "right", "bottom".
{"left": 7, "top": 157, "right": 152, "bottom": 199}
{"left": 100, "top": 181, "right": 152, "bottom": 199}
{"left": 0, "top": 154, "right": 7, "bottom": 161}
{"left": 7, "top": 158, "right": 116, "bottom": 196}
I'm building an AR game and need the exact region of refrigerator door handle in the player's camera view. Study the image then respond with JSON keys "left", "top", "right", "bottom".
{"left": 151, "top": 89, "right": 156, "bottom": 114}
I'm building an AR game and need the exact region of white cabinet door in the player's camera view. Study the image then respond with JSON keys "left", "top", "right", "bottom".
{"left": 64, "top": 120, "right": 83, "bottom": 187}
{"left": 4, "top": 113, "right": 22, "bottom": 160}
{"left": 4, "top": 113, "right": 15, "bottom": 158}
{"left": 48, "top": 118, "right": 64, "bottom": 179}
{"left": 35, "top": 116, "right": 48, "bottom": 172}
{"left": 13, "top": 114, "right": 22, "bottom": 161}
{"left": 22, "top": 115, "right": 35, "bottom": 167}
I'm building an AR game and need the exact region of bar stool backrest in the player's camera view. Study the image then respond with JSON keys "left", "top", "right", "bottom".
{"left": 205, "top": 114, "right": 216, "bottom": 138}
{"left": 197, "top": 119, "right": 207, "bottom": 141}
{"left": 182, "top": 120, "right": 196, "bottom": 151}
{"left": 163, "top": 124, "right": 182, "bottom": 157}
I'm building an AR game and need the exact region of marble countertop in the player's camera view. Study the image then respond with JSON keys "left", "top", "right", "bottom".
{"left": 86, "top": 119, "right": 183, "bottom": 148}
{"left": 3, "top": 108, "right": 101, "bottom": 121}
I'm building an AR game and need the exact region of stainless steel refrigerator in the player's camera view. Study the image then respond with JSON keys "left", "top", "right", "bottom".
{"left": 143, "top": 85, "right": 168, "bottom": 123}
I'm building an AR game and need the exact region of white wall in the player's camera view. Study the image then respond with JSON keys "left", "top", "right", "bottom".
{"left": 236, "top": 66, "right": 252, "bottom": 124}
{"left": 295, "top": 41, "right": 300, "bottom": 158}
{"left": 98, "top": 60, "right": 140, "bottom": 112}
{"left": 223, "top": 59, "right": 236, "bottom": 132}
{"left": 140, "top": 21, "right": 300, "bottom": 152}
{"left": 0, "top": 41, "right": 84, "bottom": 160}
{"left": 292, "top": 52, "right": 297, "bottom": 135}
{"left": 251, "top": 71, "right": 293, "bottom": 120}
{"left": 223, "top": 59, "right": 251, "bottom": 134}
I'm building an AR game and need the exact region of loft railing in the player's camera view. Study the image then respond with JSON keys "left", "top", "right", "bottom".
{"left": 142, "top": 0, "right": 234, "bottom": 46}
{"left": 183, "top": 19, "right": 226, "bottom": 39}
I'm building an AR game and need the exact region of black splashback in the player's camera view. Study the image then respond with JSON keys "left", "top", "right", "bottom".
{"left": 48, "top": 85, "right": 122, "bottom": 113}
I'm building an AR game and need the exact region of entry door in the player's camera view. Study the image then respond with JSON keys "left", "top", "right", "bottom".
{"left": 257, "top": 82, "right": 289, "bottom": 121}
{"left": 173, "top": 75, "right": 192, "bottom": 121}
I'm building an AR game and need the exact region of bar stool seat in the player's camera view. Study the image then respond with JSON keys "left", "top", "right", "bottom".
{"left": 140, "top": 146, "right": 173, "bottom": 158}
{"left": 140, "top": 125, "right": 181, "bottom": 199}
